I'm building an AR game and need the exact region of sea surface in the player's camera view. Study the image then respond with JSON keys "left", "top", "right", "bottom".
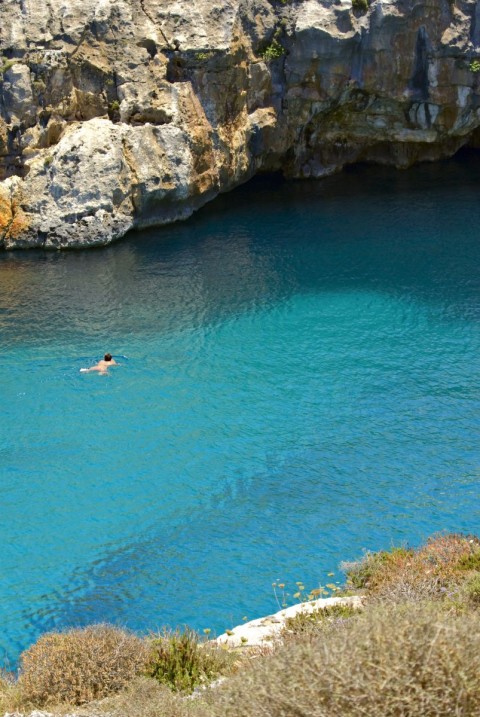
{"left": 1, "top": 152, "right": 479, "bottom": 666}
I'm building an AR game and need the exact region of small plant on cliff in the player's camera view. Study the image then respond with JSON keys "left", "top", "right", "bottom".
{"left": 109, "top": 100, "right": 120, "bottom": 112}
{"left": 0, "top": 59, "right": 17, "bottom": 77}
{"left": 469, "top": 59, "right": 480, "bottom": 73}
{"left": 145, "top": 628, "right": 234, "bottom": 693}
{"left": 462, "top": 573, "right": 480, "bottom": 606}
{"left": 260, "top": 40, "right": 285, "bottom": 61}
{"left": 341, "top": 533, "right": 480, "bottom": 602}
{"left": 282, "top": 602, "right": 361, "bottom": 639}
{"left": 195, "top": 51, "right": 214, "bottom": 61}
{"left": 352, "top": 0, "right": 369, "bottom": 13}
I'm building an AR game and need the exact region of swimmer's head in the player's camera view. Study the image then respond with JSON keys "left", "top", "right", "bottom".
{"left": 104, "top": 353, "right": 113, "bottom": 362}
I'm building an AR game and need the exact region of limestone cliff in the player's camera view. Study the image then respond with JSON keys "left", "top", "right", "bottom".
{"left": 0, "top": 0, "right": 479, "bottom": 248}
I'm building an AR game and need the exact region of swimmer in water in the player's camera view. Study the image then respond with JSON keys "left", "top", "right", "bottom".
{"left": 80, "top": 353, "right": 118, "bottom": 374}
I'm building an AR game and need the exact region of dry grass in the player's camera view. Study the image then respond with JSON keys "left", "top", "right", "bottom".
{"left": 342, "top": 533, "right": 480, "bottom": 603}
{"left": 19, "top": 624, "right": 149, "bottom": 707}
{"left": 93, "top": 677, "right": 196, "bottom": 717}
{"left": 460, "top": 572, "right": 480, "bottom": 607}
{"left": 0, "top": 670, "right": 22, "bottom": 714}
{"left": 203, "top": 603, "right": 480, "bottom": 717}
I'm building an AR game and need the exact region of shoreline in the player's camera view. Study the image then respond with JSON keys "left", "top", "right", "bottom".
{"left": 2, "top": 534, "right": 480, "bottom": 717}
{"left": 214, "top": 595, "right": 364, "bottom": 649}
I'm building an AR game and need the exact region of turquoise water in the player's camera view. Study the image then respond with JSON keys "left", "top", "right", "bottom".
{"left": 1, "top": 153, "right": 479, "bottom": 666}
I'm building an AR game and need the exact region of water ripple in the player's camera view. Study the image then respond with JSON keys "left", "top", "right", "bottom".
{"left": 1, "top": 153, "right": 480, "bottom": 664}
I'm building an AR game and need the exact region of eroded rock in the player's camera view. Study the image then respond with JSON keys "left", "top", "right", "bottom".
{"left": 0, "top": 0, "right": 479, "bottom": 247}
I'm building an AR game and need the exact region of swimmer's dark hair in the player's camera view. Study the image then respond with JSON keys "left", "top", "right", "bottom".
{"left": 104, "top": 353, "right": 113, "bottom": 361}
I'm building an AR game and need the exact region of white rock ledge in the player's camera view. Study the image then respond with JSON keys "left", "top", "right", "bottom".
{"left": 215, "top": 595, "right": 363, "bottom": 649}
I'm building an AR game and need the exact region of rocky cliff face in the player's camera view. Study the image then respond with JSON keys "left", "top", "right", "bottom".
{"left": 0, "top": 0, "right": 479, "bottom": 248}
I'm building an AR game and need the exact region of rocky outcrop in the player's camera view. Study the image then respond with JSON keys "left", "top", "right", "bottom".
{"left": 215, "top": 595, "right": 364, "bottom": 648}
{"left": 0, "top": 0, "right": 479, "bottom": 248}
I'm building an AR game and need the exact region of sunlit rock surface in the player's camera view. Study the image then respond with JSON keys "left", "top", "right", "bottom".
{"left": 0, "top": 0, "right": 479, "bottom": 247}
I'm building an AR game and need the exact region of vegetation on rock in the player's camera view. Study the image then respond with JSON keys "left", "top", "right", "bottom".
{"left": 260, "top": 39, "right": 285, "bottom": 61}
{"left": 341, "top": 533, "right": 480, "bottom": 604}
{"left": 1, "top": 533, "right": 480, "bottom": 715}
{"left": 352, "top": 0, "right": 369, "bottom": 13}
{"left": 145, "top": 628, "right": 235, "bottom": 693}
{"left": 202, "top": 604, "right": 480, "bottom": 717}
{"left": 0, "top": 59, "right": 17, "bottom": 77}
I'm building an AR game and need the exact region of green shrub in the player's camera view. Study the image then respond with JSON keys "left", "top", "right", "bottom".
{"left": 463, "top": 573, "right": 480, "bottom": 606}
{"left": 470, "top": 59, "right": 480, "bottom": 73}
{"left": 204, "top": 604, "right": 480, "bottom": 717}
{"left": 457, "top": 547, "right": 480, "bottom": 571}
{"left": 342, "top": 534, "right": 480, "bottom": 602}
{"left": 195, "top": 51, "right": 214, "bottom": 61}
{"left": 282, "top": 602, "right": 361, "bottom": 638}
{"left": 145, "top": 628, "right": 233, "bottom": 693}
{"left": 0, "top": 59, "right": 17, "bottom": 77}
{"left": 352, "top": 0, "right": 369, "bottom": 12}
{"left": 19, "top": 624, "right": 148, "bottom": 706}
{"left": 260, "top": 40, "right": 285, "bottom": 61}
{"left": 109, "top": 100, "right": 120, "bottom": 112}
{"left": 343, "top": 547, "right": 413, "bottom": 590}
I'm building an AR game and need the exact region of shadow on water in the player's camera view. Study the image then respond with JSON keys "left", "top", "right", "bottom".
{"left": 22, "top": 432, "right": 480, "bottom": 645}
{"left": 1, "top": 149, "right": 480, "bottom": 351}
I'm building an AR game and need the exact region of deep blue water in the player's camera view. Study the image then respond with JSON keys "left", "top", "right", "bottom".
{"left": 1, "top": 152, "right": 479, "bottom": 667}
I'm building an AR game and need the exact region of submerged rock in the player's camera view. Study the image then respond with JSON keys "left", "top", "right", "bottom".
{"left": 0, "top": 0, "right": 479, "bottom": 248}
